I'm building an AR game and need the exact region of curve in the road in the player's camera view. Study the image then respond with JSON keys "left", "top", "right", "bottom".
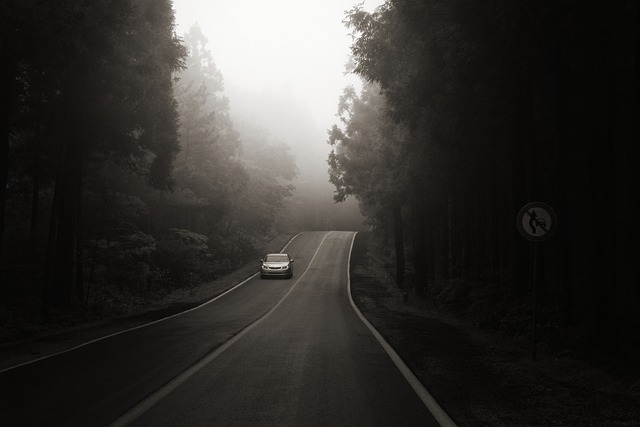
{"left": 111, "top": 232, "right": 334, "bottom": 426}
{"left": 2, "top": 231, "right": 456, "bottom": 427}
{"left": 0, "top": 233, "right": 304, "bottom": 375}
{"left": 346, "top": 233, "right": 457, "bottom": 427}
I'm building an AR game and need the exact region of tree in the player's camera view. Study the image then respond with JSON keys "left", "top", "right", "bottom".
{"left": 341, "top": 0, "right": 640, "bottom": 360}
{"left": 1, "top": 0, "right": 186, "bottom": 311}
{"left": 233, "top": 121, "right": 297, "bottom": 237}
{"left": 170, "top": 25, "right": 297, "bottom": 270}
{"left": 171, "top": 25, "right": 246, "bottom": 235}
{"left": 328, "top": 83, "right": 409, "bottom": 288}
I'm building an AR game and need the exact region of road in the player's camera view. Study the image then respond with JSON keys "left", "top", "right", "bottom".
{"left": 1, "top": 231, "right": 446, "bottom": 426}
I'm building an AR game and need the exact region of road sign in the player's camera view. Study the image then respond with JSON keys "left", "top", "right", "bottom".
{"left": 516, "top": 202, "right": 557, "bottom": 361}
{"left": 517, "top": 202, "right": 557, "bottom": 242}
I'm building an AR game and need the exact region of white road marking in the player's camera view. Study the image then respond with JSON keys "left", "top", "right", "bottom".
{"left": 110, "top": 231, "right": 333, "bottom": 426}
{"left": 5, "top": 231, "right": 456, "bottom": 427}
{"left": 0, "top": 233, "right": 303, "bottom": 375}
{"left": 346, "top": 232, "right": 458, "bottom": 427}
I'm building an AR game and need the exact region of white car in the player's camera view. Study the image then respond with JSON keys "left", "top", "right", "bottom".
{"left": 260, "top": 253, "right": 294, "bottom": 279}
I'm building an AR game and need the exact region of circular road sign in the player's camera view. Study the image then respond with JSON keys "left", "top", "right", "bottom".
{"left": 517, "top": 202, "right": 557, "bottom": 242}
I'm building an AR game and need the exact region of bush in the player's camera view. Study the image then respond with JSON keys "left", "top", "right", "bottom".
{"left": 154, "top": 228, "right": 215, "bottom": 286}
{"left": 87, "top": 229, "right": 156, "bottom": 292}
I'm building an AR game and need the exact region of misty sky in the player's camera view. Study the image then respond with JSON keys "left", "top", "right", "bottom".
{"left": 172, "top": 0, "right": 383, "bottom": 178}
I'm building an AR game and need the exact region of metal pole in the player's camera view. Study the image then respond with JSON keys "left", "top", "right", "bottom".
{"left": 531, "top": 242, "right": 538, "bottom": 361}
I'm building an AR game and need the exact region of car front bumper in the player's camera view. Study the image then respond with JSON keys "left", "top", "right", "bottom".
{"left": 260, "top": 267, "right": 292, "bottom": 278}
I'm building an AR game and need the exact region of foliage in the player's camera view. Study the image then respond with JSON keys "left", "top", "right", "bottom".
{"left": 328, "top": 83, "right": 408, "bottom": 208}
{"left": 232, "top": 121, "right": 297, "bottom": 236}
{"left": 89, "top": 229, "right": 156, "bottom": 291}
{"left": 170, "top": 25, "right": 297, "bottom": 267}
{"left": 0, "top": 0, "right": 188, "bottom": 312}
{"left": 334, "top": 0, "right": 640, "bottom": 361}
{"left": 0, "top": 4, "right": 298, "bottom": 322}
{"left": 154, "top": 228, "right": 214, "bottom": 285}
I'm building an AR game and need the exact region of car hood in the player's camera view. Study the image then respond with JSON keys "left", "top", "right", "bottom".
{"left": 263, "top": 261, "right": 290, "bottom": 267}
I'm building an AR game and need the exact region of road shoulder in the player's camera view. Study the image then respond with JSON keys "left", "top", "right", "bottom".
{"left": 0, "top": 234, "right": 295, "bottom": 371}
{"left": 348, "top": 231, "right": 640, "bottom": 426}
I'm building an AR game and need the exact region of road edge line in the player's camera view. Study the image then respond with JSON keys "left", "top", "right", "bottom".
{"left": 0, "top": 232, "right": 305, "bottom": 375}
{"left": 346, "top": 231, "right": 458, "bottom": 427}
{"left": 110, "top": 231, "right": 332, "bottom": 426}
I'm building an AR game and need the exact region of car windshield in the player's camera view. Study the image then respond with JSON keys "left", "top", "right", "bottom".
{"left": 265, "top": 254, "right": 288, "bottom": 262}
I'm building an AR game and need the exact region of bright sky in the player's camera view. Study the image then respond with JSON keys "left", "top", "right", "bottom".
{"left": 171, "top": 0, "right": 384, "bottom": 157}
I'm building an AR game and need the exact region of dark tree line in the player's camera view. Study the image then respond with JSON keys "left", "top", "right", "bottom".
{"left": 2, "top": 0, "right": 185, "bottom": 314}
{"left": 329, "top": 0, "right": 638, "bottom": 360}
{"left": 1, "top": 3, "right": 297, "bottom": 321}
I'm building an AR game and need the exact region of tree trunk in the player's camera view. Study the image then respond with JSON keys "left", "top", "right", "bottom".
{"left": 29, "top": 121, "right": 42, "bottom": 244}
{"left": 447, "top": 193, "right": 454, "bottom": 281}
{"left": 43, "top": 97, "right": 84, "bottom": 310}
{"left": 412, "top": 201, "right": 427, "bottom": 296}
{"left": 0, "top": 60, "right": 14, "bottom": 261}
{"left": 75, "top": 158, "right": 84, "bottom": 303}
{"left": 612, "top": 0, "right": 640, "bottom": 359}
{"left": 42, "top": 139, "right": 65, "bottom": 316}
{"left": 0, "top": 114, "right": 8, "bottom": 262}
{"left": 55, "top": 130, "right": 83, "bottom": 307}
{"left": 392, "top": 204, "right": 405, "bottom": 290}
{"left": 425, "top": 216, "right": 435, "bottom": 289}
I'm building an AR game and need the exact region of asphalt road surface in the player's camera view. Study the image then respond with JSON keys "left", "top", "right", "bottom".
{"left": 1, "top": 231, "right": 448, "bottom": 426}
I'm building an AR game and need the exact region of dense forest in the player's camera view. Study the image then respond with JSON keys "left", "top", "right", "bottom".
{"left": 0, "top": 1, "right": 299, "bottom": 326}
{"left": 329, "top": 0, "right": 638, "bottom": 362}
{"left": 1, "top": 0, "right": 638, "bottom": 367}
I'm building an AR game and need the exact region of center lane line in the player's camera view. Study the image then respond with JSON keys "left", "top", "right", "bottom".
{"left": 110, "top": 232, "right": 333, "bottom": 426}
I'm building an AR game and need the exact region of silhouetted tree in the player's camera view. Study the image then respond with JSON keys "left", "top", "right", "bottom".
{"left": 328, "top": 83, "right": 410, "bottom": 288}
{"left": 1, "top": 0, "right": 186, "bottom": 311}
{"left": 170, "top": 25, "right": 297, "bottom": 269}
{"left": 340, "top": 0, "right": 639, "bottom": 360}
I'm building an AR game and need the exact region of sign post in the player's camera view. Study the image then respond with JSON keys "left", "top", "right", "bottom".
{"left": 517, "top": 202, "right": 557, "bottom": 361}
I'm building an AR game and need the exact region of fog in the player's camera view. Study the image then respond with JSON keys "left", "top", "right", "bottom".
{"left": 172, "top": 0, "right": 384, "bottom": 229}
{"left": 2, "top": 3, "right": 638, "bottom": 424}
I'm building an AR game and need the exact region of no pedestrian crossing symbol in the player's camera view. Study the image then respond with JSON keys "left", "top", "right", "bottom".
{"left": 517, "top": 202, "right": 557, "bottom": 242}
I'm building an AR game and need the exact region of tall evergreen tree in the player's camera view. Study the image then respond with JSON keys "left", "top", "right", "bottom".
{"left": 0, "top": 0, "right": 186, "bottom": 310}
{"left": 340, "top": 0, "right": 639, "bottom": 359}
{"left": 328, "top": 83, "right": 409, "bottom": 288}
